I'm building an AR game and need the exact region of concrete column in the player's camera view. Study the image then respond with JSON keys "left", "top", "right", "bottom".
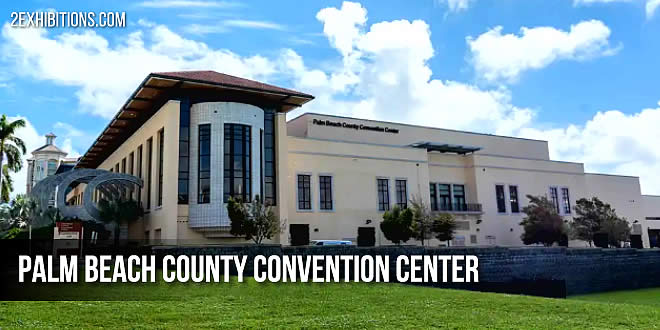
{"left": 275, "top": 112, "right": 289, "bottom": 245}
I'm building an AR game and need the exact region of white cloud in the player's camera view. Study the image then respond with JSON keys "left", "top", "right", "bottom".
{"left": 137, "top": 1, "right": 240, "bottom": 8}
{"left": 1, "top": 23, "right": 278, "bottom": 119}
{"left": 647, "top": 0, "right": 660, "bottom": 18}
{"left": 435, "top": 0, "right": 475, "bottom": 12}
{"left": 223, "top": 20, "right": 285, "bottom": 30}
{"left": 518, "top": 102, "right": 660, "bottom": 194}
{"left": 1, "top": 0, "right": 657, "bottom": 196}
{"left": 286, "top": 1, "right": 533, "bottom": 134}
{"left": 467, "top": 20, "right": 619, "bottom": 83}
{"left": 184, "top": 19, "right": 286, "bottom": 35}
{"left": 182, "top": 24, "right": 230, "bottom": 35}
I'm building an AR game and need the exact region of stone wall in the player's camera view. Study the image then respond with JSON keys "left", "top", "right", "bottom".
{"left": 153, "top": 245, "right": 660, "bottom": 297}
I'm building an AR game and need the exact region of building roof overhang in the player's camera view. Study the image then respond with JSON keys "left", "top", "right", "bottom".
{"left": 76, "top": 71, "right": 314, "bottom": 169}
{"left": 410, "top": 142, "right": 482, "bottom": 155}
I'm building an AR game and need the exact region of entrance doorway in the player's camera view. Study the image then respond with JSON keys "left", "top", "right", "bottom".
{"left": 649, "top": 229, "right": 660, "bottom": 248}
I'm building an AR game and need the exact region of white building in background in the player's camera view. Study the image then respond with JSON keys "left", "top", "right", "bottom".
{"left": 26, "top": 133, "right": 77, "bottom": 194}
{"left": 65, "top": 71, "right": 660, "bottom": 247}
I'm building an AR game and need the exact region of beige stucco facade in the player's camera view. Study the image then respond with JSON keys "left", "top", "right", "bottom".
{"left": 69, "top": 74, "right": 658, "bottom": 248}
{"left": 284, "top": 113, "right": 659, "bottom": 248}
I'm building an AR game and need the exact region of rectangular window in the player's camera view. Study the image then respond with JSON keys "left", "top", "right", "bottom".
{"left": 115, "top": 163, "right": 119, "bottom": 173}
{"left": 509, "top": 185, "right": 519, "bottom": 213}
{"left": 297, "top": 174, "right": 311, "bottom": 210}
{"left": 453, "top": 184, "right": 466, "bottom": 211}
{"left": 224, "top": 124, "right": 251, "bottom": 202}
{"left": 430, "top": 183, "right": 438, "bottom": 211}
{"left": 198, "top": 124, "right": 211, "bottom": 204}
{"left": 395, "top": 179, "right": 407, "bottom": 209}
{"left": 549, "top": 187, "right": 560, "bottom": 214}
{"left": 178, "top": 98, "right": 190, "bottom": 205}
{"left": 146, "top": 137, "right": 153, "bottom": 210}
{"left": 377, "top": 178, "right": 390, "bottom": 211}
{"left": 496, "top": 185, "right": 506, "bottom": 213}
{"left": 319, "top": 175, "right": 333, "bottom": 210}
{"left": 561, "top": 187, "right": 571, "bottom": 214}
{"left": 47, "top": 161, "right": 57, "bottom": 176}
{"left": 157, "top": 129, "right": 164, "bottom": 207}
{"left": 129, "top": 152, "right": 134, "bottom": 200}
{"left": 264, "top": 109, "right": 277, "bottom": 205}
{"left": 129, "top": 153, "right": 134, "bottom": 175}
{"left": 121, "top": 158, "right": 126, "bottom": 173}
{"left": 438, "top": 184, "right": 451, "bottom": 211}
{"left": 137, "top": 145, "right": 143, "bottom": 206}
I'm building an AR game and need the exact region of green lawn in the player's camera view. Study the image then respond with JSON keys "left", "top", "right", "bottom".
{"left": 1, "top": 280, "right": 659, "bottom": 329}
{"left": 571, "top": 288, "right": 660, "bottom": 307}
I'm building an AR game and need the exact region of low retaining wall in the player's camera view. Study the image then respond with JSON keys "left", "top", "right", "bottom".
{"left": 153, "top": 245, "right": 660, "bottom": 298}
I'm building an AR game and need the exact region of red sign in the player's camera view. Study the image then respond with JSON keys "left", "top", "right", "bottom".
{"left": 56, "top": 221, "right": 82, "bottom": 233}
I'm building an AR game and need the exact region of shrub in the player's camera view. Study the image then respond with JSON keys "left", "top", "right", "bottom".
{"left": 432, "top": 213, "right": 456, "bottom": 244}
{"left": 228, "top": 195, "right": 280, "bottom": 245}
{"left": 520, "top": 195, "right": 567, "bottom": 246}
{"left": 570, "top": 197, "right": 630, "bottom": 247}
{"left": 380, "top": 206, "right": 413, "bottom": 245}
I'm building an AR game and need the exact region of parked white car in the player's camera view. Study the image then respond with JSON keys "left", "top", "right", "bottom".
{"left": 310, "top": 240, "right": 353, "bottom": 246}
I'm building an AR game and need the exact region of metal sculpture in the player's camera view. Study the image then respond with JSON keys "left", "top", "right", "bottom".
{"left": 30, "top": 169, "right": 142, "bottom": 222}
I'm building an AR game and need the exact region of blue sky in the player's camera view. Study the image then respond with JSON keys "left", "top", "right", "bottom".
{"left": 1, "top": 0, "right": 659, "bottom": 195}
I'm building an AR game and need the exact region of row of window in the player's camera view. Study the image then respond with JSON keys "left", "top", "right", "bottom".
{"left": 429, "top": 183, "right": 466, "bottom": 212}
{"left": 550, "top": 186, "right": 572, "bottom": 215}
{"left": 494, "top": 185, "right": 571, "bottom": 215}
{"left": 377, "top": 178, "right": 408, "bottom": 211}
{"left": 105, "top": 128, "right": 163, "bottom": 210}
{"left": 196, "top": 123, "right": 253, "bottom": 204}
{"left": 495, "top": 184, "right": 519, "bottom": 214}
{"left": 104, "top": 119, "right": 277, "bottom": 208}
{"left": 297, "top": 174, "right": 337, "bottom": 211}
{"left": 296, "top": 176, "right": 409, "bottom": 212}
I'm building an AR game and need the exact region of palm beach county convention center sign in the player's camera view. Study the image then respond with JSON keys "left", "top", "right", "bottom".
{"left": 312, "top": 119, "right": 400, "bottom": 134}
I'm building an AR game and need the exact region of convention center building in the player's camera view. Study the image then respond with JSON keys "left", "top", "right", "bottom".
{"left": 70, "top": 71, "right": 660, "bottom": 247}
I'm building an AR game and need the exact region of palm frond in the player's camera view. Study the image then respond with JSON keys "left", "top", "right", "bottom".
{"left": 1, "top": 165, "right": 13, "bottom": 203}
{"left": 2, "top": 145, "right": 23, "bottom": 171}
{"left": 7, "top": 136, "right": 26, "bottom": 154}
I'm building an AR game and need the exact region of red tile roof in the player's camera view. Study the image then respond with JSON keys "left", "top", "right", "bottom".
{"left": 152, "top": 70, "right": 313, "bottom": 99}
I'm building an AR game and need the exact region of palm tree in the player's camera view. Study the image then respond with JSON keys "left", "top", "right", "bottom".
{"left": 10, "top": 194, "right": 38, "bottom": 253}
{"left": 98, "top": 199, "right": 143, "bottom": 246}
{"left": 0, "top": 115, "right": 27, "bottom": 195}
{"left": 2, "top": 164, "right": 14, "bottom": 203}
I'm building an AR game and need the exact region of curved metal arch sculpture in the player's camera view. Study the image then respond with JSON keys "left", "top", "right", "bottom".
{"left": 30, "top": 169, "right": 143, "bottom": 222}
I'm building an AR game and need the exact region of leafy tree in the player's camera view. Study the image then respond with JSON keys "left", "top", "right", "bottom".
{"left": 571, "top": 197, "right": 630, "bottom": 247}
{"left": 520, "top": 195, "right": 567, "bottom": 246}
{"left": 0, "top": 115, "right": 26, "bottom": 195}
{"left": 10, "top": 194, "right": 39, "bottom": 232}
{"left": 410, "top": 195, "right": 433, "bottom": 246}
{"left": 380, "top": 206, "right": 414, "bottom": 245}
{"left": 432, "top": 213, "right": 456, "bottom": 245}
{"left": 8, "top": 194, "right": 39, "bottom": 252}
{"left": 600, "top": 215, "right": 631, "bottom": 248}
{"left": 98, "top": 199, "right": 143, "bottom": 245}
{"left": 228, "top": 195, "right": 280, "bottom": 245}
{"left": 1, "top": 164, "right": 14, "bottom": 203}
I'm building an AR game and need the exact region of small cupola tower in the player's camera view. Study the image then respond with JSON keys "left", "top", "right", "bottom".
{"left": 45, "top": 133, "right": 56, "bottom": 145}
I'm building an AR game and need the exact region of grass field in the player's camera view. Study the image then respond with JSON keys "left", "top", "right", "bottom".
{"left": 570, "top": 287, "right": 660, "bottom": 307}
{"left": 1, "top": 281, "right": 659, "bottom": 329}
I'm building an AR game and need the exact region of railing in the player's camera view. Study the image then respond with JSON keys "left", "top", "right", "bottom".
{"left": 436, "top": 203, "right": 482, "bottom": 213}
